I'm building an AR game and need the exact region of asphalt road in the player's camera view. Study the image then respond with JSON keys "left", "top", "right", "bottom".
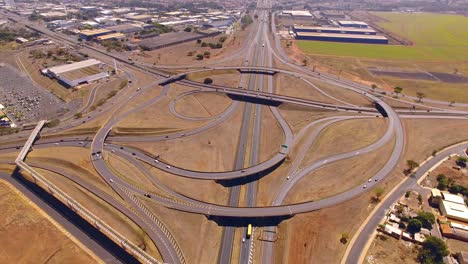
{"left": 218, "top": 11, "right": 264, "bottom": 264}
{"left": 345, "top": 143, "right": 468, "bottom": 264}
{"left": 3, "top": 4, "right": 468, "bottom": 264}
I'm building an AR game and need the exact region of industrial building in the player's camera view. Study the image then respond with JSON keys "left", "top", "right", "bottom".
{"left": 439, "top": 192, "right": 468, "bottom": 223}
{"left": 137, "top": 31, "right": 219, "bottom": 51}
{"left": 282, "top": 10, "right": 313, "bottom": 19}
{"left": 79, "top": 28, "right": 113, "bottom": 40}
{"left": 42, "top": 59, "right": 109, "bottom": 88}
{"left": 293, "top": 26, "right": 377, "bottom": 35}
{"left": 295, "top": 32, "right": 388, "bottom": 44}
{"left": 105, "top": 23, "right": 143, "bottom": 34}
{"left": 96, "top": 33, "right": 125, "bottom": 41}
{"left": 338, "top": 20, "right": 369, "bottom": 28}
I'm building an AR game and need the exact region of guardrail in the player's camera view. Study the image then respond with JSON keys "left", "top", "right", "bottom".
{"left": 119, "top": 186, "right": 186, "bottom": 264}
{"left": 15, "top": 122, "right": 161, "bottom": 264}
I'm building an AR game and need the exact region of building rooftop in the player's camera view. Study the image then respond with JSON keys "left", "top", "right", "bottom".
{"left": 338, "top": 20, "right": 369, "bottom": 26}
{"left": 384, "top": 224, "right": 402, "bottom": 235}
{"left": 293, "top": 26, "right": 376, "bottom": 33}
{"left": 96, "top": 33, "right": 125, "bottom": 41}
{"left": 106, "top": 23, "right": 142, "bottom": 32}
{"left": 442, "top": 200, "right": 468, "bottom": 221}
{"left": 46, "top": 59, "right": 102, "bottom": 75}
{"left": 79, "top": 28, "right": 112, "bottom": 36}
{"left": 432, "top": 189, "right": 442, "bottom": 197}
{"left": 283, "top": 10, "right": 313, "bottom": 17}
{"left": 443, "top": 192, "right": 465, "bottom": 204}
{"left": 296, "top": 32, "right": 388, "bottom": 40}
{"left": 137, "top": 32, "right": 203, "bottom": 50}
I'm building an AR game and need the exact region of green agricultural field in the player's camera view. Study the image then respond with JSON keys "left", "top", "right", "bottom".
{"left": 296, "top": 12, "right": 468, "bottom": 62}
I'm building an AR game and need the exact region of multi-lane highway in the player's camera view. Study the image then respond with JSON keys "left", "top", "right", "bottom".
{"left": 2, "top": 1, "right": 468, "bottom": 264}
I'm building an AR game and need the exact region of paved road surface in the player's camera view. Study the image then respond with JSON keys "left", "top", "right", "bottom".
{"left": 345, "top": 143, "right": 468, "bottom": 264}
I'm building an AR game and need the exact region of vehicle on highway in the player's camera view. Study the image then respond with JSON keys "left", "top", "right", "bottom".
{"left": 286, "top": 176, "right": 290, "bottom": 180}
{"left": 166, "top": 165, "right": 171, "bottom": 169}
{"left": 109, "top": 179, "right": 113, "bottom": 183}
{"left": 136, "top": 88, "right": 141, "bottom": 91}
{"left": 363, "top": 185, "right": 367, "bottom": 188}
{"left": 144, "top": 193, "right": 152, "bottom": 198}
{"left": 247, "top": 224, "right": 252, "bottom": 238}
{"left": 154, "top": 159, "right": 159, "bottom": 163}
{"left": 242, "top": 238, "right": 245, "bottom": 243}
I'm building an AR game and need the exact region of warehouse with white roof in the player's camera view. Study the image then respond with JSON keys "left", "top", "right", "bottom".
{"left": 440, "top": 192, "right": 468, "bottom": 223}
{"left": 42, "top": 59, "right": 109, "bottom": 88}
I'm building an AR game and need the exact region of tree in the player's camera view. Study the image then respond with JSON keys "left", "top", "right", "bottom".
{"left": 219, "top": 36, "right": 227, "bottom": 43}
{"left": 394, "top": 86, "right": 403, "bottom": 96}
{"left": 456, "top": 157, "right": 467, "bottom": 167}
{"left": 371, "top": 84, "right": 378, "bottom": 91}
{"left": 45, "top": 119, "right": 60, "bottom": 128}
{"left": 407, "top": 218, "right": 422, "bottom": 234}
{"left": 196, "top": 39, "right": 202, "bottom": 44}
{"left": 449, "top": 100, "right": 455, "bottom": 107}
{"left": 405, "top": 191, "right": 411, "bottom": 198}
{"left": 372, "top": 187, "right": 385, "bottom": 203}
{"left": 196, "top": 54, "right": 204, "bottom": 60}
{"left": 203, "top": 51, "right": 211, "bottom": 58}
{"left": 406, "top": 160, "right": 419, "bottom": 171}
{"left": 302, "top": 58, "right": 308, "bottom": 66}
{"left": 416, "top": 211, "right": 435, "bottom": 229}
{"left": 74, "top": 112, "right": 82, "bottom": 119}
{"left": 416, "top": 92, "right": 426, "bottom": 102}
{"left": 203, "top": 78, "right": 213, "bottom": 84}
{"left": 340, "top": 233, "right": 349, "bottom": 244}
{"left": 187, "top": 51, "right": 194, "bottom": 56}
{"left": 418, "top": 236, "right": 449, "bottom": 264}
{"left": 437, "top": 174, "right": 448, "bottom": 190}
{"left": 201, "top": 42, "right": 208, "bottom": 47}
{"left": 184, "top": 27, "right": 192, "bottom": 32}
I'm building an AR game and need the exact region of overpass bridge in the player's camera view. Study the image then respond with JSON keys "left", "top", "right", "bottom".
{"left": 15, "top": 120, "right": 46, "bottom": 162}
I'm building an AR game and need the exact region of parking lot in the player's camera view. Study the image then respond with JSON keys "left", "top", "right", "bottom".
{"left": 0, "top": 63, "right": 78, "bottom": 125}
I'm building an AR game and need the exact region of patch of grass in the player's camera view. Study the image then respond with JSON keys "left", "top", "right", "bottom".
{"left": 297, "top": 12, "right": 468, "bottom": 62}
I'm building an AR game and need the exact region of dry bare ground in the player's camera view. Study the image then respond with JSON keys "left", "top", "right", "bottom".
{"left": 265, "top": 118, "right": 468, "bottom": 263}
{"left": 0, "top": 180, "right": 99, "bottom": 264}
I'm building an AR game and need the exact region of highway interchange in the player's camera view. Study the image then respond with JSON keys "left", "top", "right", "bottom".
{"left": 1, "top": 0, "right": 468, "bottom": 263}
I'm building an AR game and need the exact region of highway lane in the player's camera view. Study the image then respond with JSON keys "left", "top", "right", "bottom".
{"left": 345, "top": 143, "right": 468, "bottom": 264}
{"left": 239, "top": 9, "right": 269, "bottom": 264}
{"left": 87, "top": 82, "right": 186, "bottom": 264}
{"left": 267, "top": 10, "right": 468, "bottom": 111}
{"left": 5, "top": 6, "right": 468, "bottom": 264}
{"left": 218, "top": 10, "right": 265, "bottom": 264}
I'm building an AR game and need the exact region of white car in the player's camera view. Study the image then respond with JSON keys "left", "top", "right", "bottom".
{"left": 363, "top": 185, "right": 367, "bottom": 189}
{"left": 166, "top": 165, "right": 171, "bottom": 169}
{"left": 242, "top": 238, "right": 245, "bottom": 243}
{"left": 109, "top": 179, "right": 114, "bottom": 183}
{"left": 368, "top": 179, "right": 372, "bottom": 182}
{"left": 286, "top": 176, "right": 290, "bottom": 180}
{"left": 154, "top": 159, "right": 159, "bottom": 163}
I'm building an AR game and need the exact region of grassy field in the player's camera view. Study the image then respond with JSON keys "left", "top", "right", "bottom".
{"left": 297, "top": 12, "right": 468, "bottom": 62}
